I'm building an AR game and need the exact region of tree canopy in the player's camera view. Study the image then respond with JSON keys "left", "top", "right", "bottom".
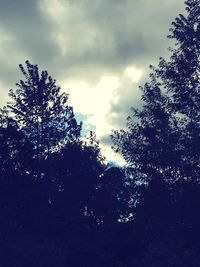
{"left": 112, "top": 0, "right": 200, "bottom": 185}
{"left": 0, "top": 0, "right": 200, "bottom": 266}
{"left": 5, "top": 60, "right": 82, "bottom": 158}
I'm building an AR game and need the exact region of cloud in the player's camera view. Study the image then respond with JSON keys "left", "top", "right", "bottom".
{"left": 0, "top": 0, "right": 185, "bottom": 163}
{"left": 62, "top": 64, "right": 144, "bottom": 164}
{"left": 0, "top": 0, "right": 185, "bottom": 88}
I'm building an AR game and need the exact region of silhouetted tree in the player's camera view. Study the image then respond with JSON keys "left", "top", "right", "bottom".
{"left": 0, "top": 107, "right": 34, "bottom": 178}
{"left": 0, "top": 61, "right": 83, "bottom": 242}
{"left": 112, "top": 0, "right": 200, "bottom": 185}
{"left": 43, "top": 133, "right": 105, "bottom": 235}
{"left": 93, "top": 166, "right": 131, "bottom": 226}
{"left": 1, "top": 1, "right": 199, "bottom": 262}
{"left": 112, "top": 0, "right": 200, "bottom": 265}
{"left": 5, "top": 60, "right": 81, "bottom": 160}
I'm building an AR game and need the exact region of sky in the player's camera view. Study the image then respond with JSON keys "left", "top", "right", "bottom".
{"left": 0, "top": 0, "right": 185, "bottom": 164}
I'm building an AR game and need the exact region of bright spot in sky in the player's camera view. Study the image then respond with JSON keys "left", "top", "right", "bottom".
{"left": 102, "top": 146, "right": 126, "bottom": 166}
{"left": 61, "top": 65, "right": 143, "bottom": 165}
{"left": 39, "top": 0, "right": 66, "bottom": 20}
{"left": 124, "top": 66, "right": 143, "bottom": 83}
{"left": 63, "top": 75, "right": 120, "bottom": 138}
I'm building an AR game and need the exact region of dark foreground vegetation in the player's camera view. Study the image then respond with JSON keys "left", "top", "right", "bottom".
{"left": 0, "top": 0, "right": 200, "bottom": 266}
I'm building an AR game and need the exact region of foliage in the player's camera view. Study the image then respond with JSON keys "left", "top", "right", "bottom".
{"left": 5, "top": 60, "right": 82, "bottom": 158}
{"left": 112, "top": 0, "right": 200, "bottom": 184}
{"left": 0, "top": 1, "right": 200, "bottom": 265}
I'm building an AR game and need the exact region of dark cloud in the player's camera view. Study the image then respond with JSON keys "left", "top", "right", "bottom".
{"left": 0, "top": 0, "right": 186, "bottom": 159}
{"left": 54, "top": 0, "right": 185, "bottom": 68}
{"left": 0, "top": 0, "right": 58, "bottom": 91}
{"left": 0, "top": 0, "right": 185, "bottom": 88}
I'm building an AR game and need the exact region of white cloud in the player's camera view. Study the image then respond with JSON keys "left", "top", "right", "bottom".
{"left": 61, "top": 65, "right": 143, "bottom": 164}
{"left": 0, "top": 0, "right": 185, "bottom": 164}
{"left": 62, "top": 75, "right": 119, "bottom": 135}
{"left": 0, "top": 25, "right": 22, "bottom": 66}
{"left": 39, "top": 0, "right": 67, "bottom": 20}
{"left": 124, "top": 66, "right": 143, "bottom": 83}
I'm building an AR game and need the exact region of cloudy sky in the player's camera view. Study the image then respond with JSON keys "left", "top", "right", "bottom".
{"left": 0, "top": 0, "right": 185, "bottom": 164}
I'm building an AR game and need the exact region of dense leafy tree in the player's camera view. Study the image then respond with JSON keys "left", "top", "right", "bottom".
{"left": 0, "top": 62, "right": 82, "bottom": 241}
{"left": 93, "top": 166, "right": 131, "bottom": 227}
{"left": 1, "top": 1, "right": 200, "bottom": 265}
{"left": 5, "top": 60, "right": 82, "bottom": 159}
{"left": 112, "top": 0, "right": 200, "bottom": 184}
{"left": 44, "top": 134, "right": 105, "bottom": 234}
{"left": 112, "top": 0, "right": 200, "bottom": 265}
{"left": 0, "top": 109, "right": 33, "bottom": 178}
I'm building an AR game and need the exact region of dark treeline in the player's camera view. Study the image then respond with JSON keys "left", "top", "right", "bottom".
{"left": 0, "top": 0, "right": 200, "bottom": 266}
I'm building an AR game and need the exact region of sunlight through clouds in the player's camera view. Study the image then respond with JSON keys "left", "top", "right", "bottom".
{"left": 62, "top": 65, "right": 143, "bottom": 164}
{"left": 0, "top": 0, "right": 185, "bottom": 164}
{"left": 39, "top": 0, "right": 66, "bottom": 20}
{"left": 62, "top": 75, "right": 120, "bottom": 137}
{"left": 124, "top": 66, "right": 143, "bottom": 83}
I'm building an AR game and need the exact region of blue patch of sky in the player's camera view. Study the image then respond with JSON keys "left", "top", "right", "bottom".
{"left": 75, "top": 112, "right": 96, "bottom": 137}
